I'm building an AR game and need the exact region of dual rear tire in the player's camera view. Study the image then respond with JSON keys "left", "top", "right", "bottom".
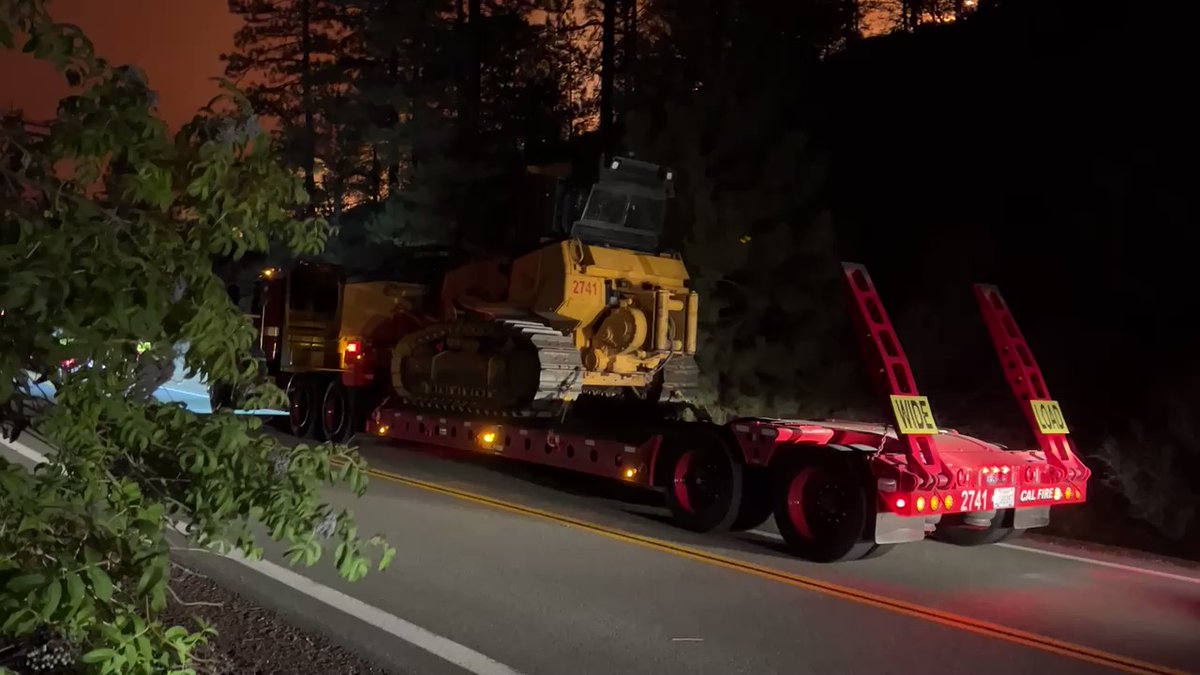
{"left": 932, "top": 510, "right": 1021, "bottom": 546}
{"left": 661, "top": 438, "right": 889, "bottom": 562}
{"left": 285, "top": 374, "right": 360, "bottom": 443}
{"left": 771, "top": 452, "right": 893, "bottom": 562}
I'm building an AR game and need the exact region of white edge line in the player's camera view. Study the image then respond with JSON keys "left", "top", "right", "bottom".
{"left": 994, "top": 542, "right": 1200, "bottom": 586}
{"left": 746, "top": 528, "right": 1200, "bottom": 586}
{"left": 0, "top": 435, "right": 525, "bottom": 675}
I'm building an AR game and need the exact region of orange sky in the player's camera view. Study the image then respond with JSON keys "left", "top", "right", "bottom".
{"left": 0, "top": 1, "right": 908, "bottom": 129}
{"left": 0, "top": 0, "right": 239, "bottom": 127}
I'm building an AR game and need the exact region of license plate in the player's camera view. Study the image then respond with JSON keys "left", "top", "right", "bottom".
{"left": 992, "top": 487, "right": 1015, "bottom": 509}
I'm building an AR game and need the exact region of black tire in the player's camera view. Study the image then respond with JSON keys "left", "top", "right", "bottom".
{"left": 932, "top": 510, "right": 1021, "bottom": 546}
{"left": 772, "top": 451, "right": 883, "bottom": 563}
{"left": 286, "top": 374, "right": 321, "bottom": 439}
{"left": 662, "top": 431, "right": 743, "bottom": 533}
{"left": 730, "top": 468, "right": 773, "bottom": 531}
{"left": 209, "top": 382, "right": 234, "bottom": 412}
{"left": 321, "top": 379, "right": 358, "bottom": 444}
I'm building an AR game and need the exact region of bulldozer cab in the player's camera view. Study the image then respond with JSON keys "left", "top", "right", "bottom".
{"left": 564, "top": 157, "right": 674, "bottom": 254}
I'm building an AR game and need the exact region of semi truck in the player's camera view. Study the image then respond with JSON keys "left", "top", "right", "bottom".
{"left": 252, "top": 156, "right": 1091, "bottom": 562}
{"left": 361, "top": 262, "right": 1090, "bottom": 562}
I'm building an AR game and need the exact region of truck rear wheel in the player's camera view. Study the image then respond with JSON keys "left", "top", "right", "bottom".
{"left": 663, "top": 432, "right": 743, "bottom": 533}
{"left": 772, "top": 452, "right": 889, "bottom": 562}
{"left": 933, "top": 510, "right": 1020, "bottom": 546}
{"left": 730, "top": 469, "right": 773, "bottom": 531}
{"left": 321, "top": 380, "right": 357, "bottom": 444}
{"left": 286, "top": 374, "right": 322, "bottom": 439}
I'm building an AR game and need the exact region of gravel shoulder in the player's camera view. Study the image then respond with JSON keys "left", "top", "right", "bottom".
{"left": 159, "top": 561, "right": 394, "bottom": 675}
{"left": 0, "top": 562, "right": 395, "bottom": 675}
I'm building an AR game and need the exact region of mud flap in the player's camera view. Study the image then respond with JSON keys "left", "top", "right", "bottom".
{"left": 1012, "top": 506, "right": 1051, "bottom": 530}
{"left": 874, "top": 512, "right": 926, "bottom": 545}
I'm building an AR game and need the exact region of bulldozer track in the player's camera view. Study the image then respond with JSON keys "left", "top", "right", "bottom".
{"left": 392, "top": 316, "right": 705, "bottom": 420}
{"left": 391, "top": 316, "right": 584, "bottom": 418}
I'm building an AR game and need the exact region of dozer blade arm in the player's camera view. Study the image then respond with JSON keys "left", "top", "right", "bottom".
{"left": 973, "top": 285, "right": 1090, "bottom": 481}
{"left": 841, "top": 263, "right": 950, "bottom": 489}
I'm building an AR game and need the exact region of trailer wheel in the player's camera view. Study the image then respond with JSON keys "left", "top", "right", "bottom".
{"left": 933, "top": 510, "right": 1021, "bottom": 546}
{"left": 321, "top": 380, "right": 357, "bottom": 443}
{"left": 663, "top": 433, "right": 743, "bottom": 533}
{"left": 730, "top": 469, "right": 773, "bottom": 531}
{"left": 286, "top": 375, "right": 320, "bottom": 439}
{"left": 772, "top": 452, "right": 883, "bottom": 562}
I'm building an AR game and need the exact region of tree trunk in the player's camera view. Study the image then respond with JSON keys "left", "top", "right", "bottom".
{"left": 600, "top": 0, "right": 616, "bottom": 159}
{"left": 300, "top": 0, "right": 317, "bottom": 201}
{"left": 464, "top": 0, "right": 481, "bottom": 151}
{"left": 623, "top": 0, "right": 637, "bottom": 95}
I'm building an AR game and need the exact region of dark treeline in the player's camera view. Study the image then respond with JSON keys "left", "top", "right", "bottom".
{"left": 820, "top": 0, "right": 1199, "bottom": 555}
{"left": 224, "top": 0, "right": 1199, "bottom": 555}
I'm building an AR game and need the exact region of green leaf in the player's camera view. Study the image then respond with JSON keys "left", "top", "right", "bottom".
{"left": 136, "top": 563, "right": 163, "bottom": 597}
{"left": 87, "top": 565, "right": 113, "bottom": 602}
{"left": 99, "top": 653, "right": 127, "bottom": 675}
{"left": 351, "top": 557, "right": 369, "bottom": 582}
{"left": 304, "top": 537, "right": 321, "bottom": 566}
{"left": 81, "top": 648, "right": 118, "bottom": 664}
{"left": 283, "top": 543, "right": 306, "bottom": 566}
{"left": 38, "top": 579, "right": 62, "bottom": 619}
{"left": 378, "top": 545, "right": 397, "bottom": 572}
{"left": 5, "top": 573, "right": 46, "bottom": 593}
{"left": 65, "top": 572, "right": 85, "bottom": 612}
{"left": 1, "top": 608, "right": 34, "bottom": 632}
{"left": 334, "top": 542, "right": 349, "bottom": 571}
{"left": 17, "top": 516, "right": 43, "bottom": 534}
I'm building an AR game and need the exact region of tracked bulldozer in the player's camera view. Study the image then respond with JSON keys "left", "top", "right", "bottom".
{"left": 390, "top": 157, "right": 701, "bottom": 417}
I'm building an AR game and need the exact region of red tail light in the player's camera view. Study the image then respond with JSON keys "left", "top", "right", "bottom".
{"left": 345, "top": 341, "right": 360, "bottom": 354}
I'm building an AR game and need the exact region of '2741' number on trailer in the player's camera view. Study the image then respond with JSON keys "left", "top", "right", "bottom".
{"left": 958, "top": 487, "right": 1015, "bottom": 512}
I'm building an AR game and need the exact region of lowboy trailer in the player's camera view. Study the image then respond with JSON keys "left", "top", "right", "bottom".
{"left": 365, "top": 263, "right": 1091, "bottom": 562}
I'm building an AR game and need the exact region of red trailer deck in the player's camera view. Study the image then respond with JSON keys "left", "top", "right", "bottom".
{"left": 366, "top": 263, "right": 1091, "bottom": 562}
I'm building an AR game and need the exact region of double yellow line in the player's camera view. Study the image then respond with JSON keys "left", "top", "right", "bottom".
{"left": 355, "top": 461, "right": 1187, "bottom": 675}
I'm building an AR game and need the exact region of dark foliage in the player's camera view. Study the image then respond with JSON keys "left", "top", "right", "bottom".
{"left": 819, "top": 0, "right": 1199, "bottom": 550}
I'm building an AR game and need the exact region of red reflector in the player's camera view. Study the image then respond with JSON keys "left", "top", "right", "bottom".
{"left": 346, "top": 341, "right": 360, "bottom": 354}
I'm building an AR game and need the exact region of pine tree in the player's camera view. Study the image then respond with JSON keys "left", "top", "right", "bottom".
{"left": 626, "top": 1, "right": 874, "bottom": 421}
{"left": 224, "top": 0, "right": 348, "bottom": 210}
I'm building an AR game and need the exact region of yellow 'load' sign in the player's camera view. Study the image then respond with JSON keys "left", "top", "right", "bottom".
{"left": 1030, "top": 400, "right": 1070, "bottom": 435}
{"left": 889, "top": 395, "right": 939, "bottom": 435}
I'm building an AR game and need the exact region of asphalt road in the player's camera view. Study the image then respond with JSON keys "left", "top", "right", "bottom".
{"left": 4, "top": 428, "right": 1198, "bottom": 675}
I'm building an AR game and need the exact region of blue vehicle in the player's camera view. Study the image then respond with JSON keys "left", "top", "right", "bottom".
{"left": 27, "top": 342, "right": 286, "bottom": 417}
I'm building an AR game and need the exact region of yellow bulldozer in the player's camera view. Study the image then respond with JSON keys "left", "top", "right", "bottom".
{"left": 391, "top": 156, "right": 701, "bottom": 417}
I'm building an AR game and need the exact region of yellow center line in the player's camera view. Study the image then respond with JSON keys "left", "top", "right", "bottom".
{"left": 348, "top": 461, "right": 1184, "bottom": 675}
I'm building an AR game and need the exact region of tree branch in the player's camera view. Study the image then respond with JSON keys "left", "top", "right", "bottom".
{"left": 168, "top": 584, "right": 224, "bottom": 608}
